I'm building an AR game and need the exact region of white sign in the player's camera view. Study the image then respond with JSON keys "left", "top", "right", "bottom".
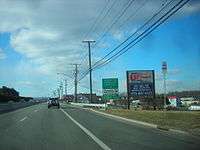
{"left": 162, "top": 61, "right": 167, "bottom": 73}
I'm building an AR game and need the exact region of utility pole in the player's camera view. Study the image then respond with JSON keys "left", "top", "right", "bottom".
{"left": 64, "top": 79, "right": 67, "bottom": 96}
{"left": 71, "top": 63, "right": 80, "bottom": 103}
{"left": 59, "top": 81, "right": 63, "bottom": 100}
{"left": 53, "top": 90, "right": 57, "bottom": 98}
{"left": 162, "top": 61, "right": 167, "bottom": 108}
{"left": 82, "top": 40, "right": 95, "bottom": 103}
{"left": 57, "top": 73, "right": 69, "bottom": 96}
{"left": 57, "top": 88, "right": 60, "bottom": 99}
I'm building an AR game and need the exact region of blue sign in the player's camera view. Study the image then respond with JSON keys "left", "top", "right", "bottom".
{"left": 127, "top": 70, "right": 155, "bottom": 98}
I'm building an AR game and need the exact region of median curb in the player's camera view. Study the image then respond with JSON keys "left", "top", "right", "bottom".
{"left": 67, "top": 103, "right": 190, "bottom": 136}
{"left": 90, "top": 109, "right": 157, "bottom": 128}
{"left": 89, "top": 109, "right": 189, "bottom": 135}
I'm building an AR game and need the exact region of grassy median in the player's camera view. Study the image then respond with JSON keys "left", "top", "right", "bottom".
{"left": 101, "top": 109, "right": 200, "bottom": 136}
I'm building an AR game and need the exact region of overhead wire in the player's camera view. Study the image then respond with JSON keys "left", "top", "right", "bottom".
{"left": 78, "top": 0, "right": 189, "bottom": 81}
{"left": 92, "top": 0, "right": 174, "bottom": 68}
{"left": 82, "top": 0, "right": 112, "bottom": 40}
{"left": 117, "top": 0, "right": 149, "bottom": 30}
{"left": 92, "top": 0, "right": 136, "bottom": 49}
{"left": 92, "top": 0, "right": 189, "bottom": 70}
{"left": 78, "top": 0, "right": 174, "bottom": 79}
{"left": 78, "top": 0, "right": 137, "bottom": 79}
{"left": 78, "top": 0, "right": 117, "bottom": 74}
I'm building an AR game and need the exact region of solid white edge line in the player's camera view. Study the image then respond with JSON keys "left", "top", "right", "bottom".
{"left": 20, "top": 116, "right": 27, "bottom": 122}
{"left": 60, "top": 108, "right": 111, "bottom": 150}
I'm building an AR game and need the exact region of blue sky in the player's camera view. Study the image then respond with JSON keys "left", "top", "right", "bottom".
{"left": 93, "top": 11, "right": 200, "bottom": 94}
{"left": 0, "top": 0, "right": 200, "bottom": 97}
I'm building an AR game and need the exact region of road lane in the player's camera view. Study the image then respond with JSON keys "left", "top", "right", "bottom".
{"left": 19, "top": 116, "right": 28, "bottom": 122}
{"left": 0, "top": 103, "right": 199, "bottom": 150}
{"left": 61, "top": 108, "right": 111, "bottom": 150}
{"left": 62, "top": 104, "right": 200, "bottom": 150}
{"left": 0, "top": 103, "right": 43, "bottom": 131}
{"left": 0, "top": 103, "right": 102, "bottom": 150}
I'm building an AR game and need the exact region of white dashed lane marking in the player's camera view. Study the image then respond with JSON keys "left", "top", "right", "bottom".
{"left": 19, "top": 116, "right": 28, "bottom": 122}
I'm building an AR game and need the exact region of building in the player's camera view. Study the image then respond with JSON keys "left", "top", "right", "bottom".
{"left": 166, "top": 96, "right": 181, "bottom": 107}
{"left": 180, "top": 97, "right": 199, "bottom": 106}
{"left": 77, "top": 93, "right": 102, "bottom": 103}
{"left": 62, "top": 93, "right": 102, "bottom": 103}
{"left": 62, "top": 94, "right": 74, "bottom": 102}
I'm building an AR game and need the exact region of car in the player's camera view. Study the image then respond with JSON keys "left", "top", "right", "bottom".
{"left": 48, "top": 98, "right": 60, "bottom": 109}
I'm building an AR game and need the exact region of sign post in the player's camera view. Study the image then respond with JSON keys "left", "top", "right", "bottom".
{"left": 162, "top": 61, "right": 167, "bottom": 108}
{"left": 126, "top": 70, "right": 155, "bottom": 109}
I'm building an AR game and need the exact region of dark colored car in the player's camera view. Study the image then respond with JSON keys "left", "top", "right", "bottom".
{"left": 48, "top": 98, "right": 60, "bottom": 109}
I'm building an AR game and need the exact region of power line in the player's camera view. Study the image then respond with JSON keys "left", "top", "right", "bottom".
{"left": 89, "top": 0, "right": 118, "bottom": 38}
{"left": 79, "top": 0, "right": 118, "bottom": 66}
{"left": 92, "top": 0, "right": 136, "bottom": 49}
{"left": 92, "top": 0, "right": 189, "bottom": 70}
{"left": 78, "top": 0, "right": 174, "bottom": 80}
{"left": 78, "top": 0, "right": 189, "bottom": 81}
{"left": 79, "top": 0, "right": 142, "bottom": 80}
{"left": 79, "top": 0, "right": 111, "bottom": 65}
{"left": 82, "top": 0, "right": 111, "bottom": 40}
{"left": 117, "top": 0, "right": 148, "bottom": 30}
{"left": 79, "top": 0, "right": 137, "bottom": 78}
{"left": 78, "top": 83, "right": 102, "bottom": 94}
{"left": 92, "top": 0, "right": 174, "bottom": 69}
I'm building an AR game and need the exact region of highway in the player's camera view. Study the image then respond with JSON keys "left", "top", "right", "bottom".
{"left": 0, "top": 103, "right": 199, "bottom": 150}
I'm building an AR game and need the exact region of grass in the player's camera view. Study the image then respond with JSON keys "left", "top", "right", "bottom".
{"left": 101, "top": 109, "right": 200, "bottom": 136}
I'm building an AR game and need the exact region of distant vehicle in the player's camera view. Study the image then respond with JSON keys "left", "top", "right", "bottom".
{"left": 20, "top": 99, "right": 26, "bottom": 103}
{"left": 131, "top": 100, "right": 140, "bottom": 105}
{"left": 48, "top": 98, "right": 60, "bottom": 109}
{"left": 8, "top": 100, "right": 14, "bottom": 104}
{"left": 188, "top": 105, "right": 200, "bottom": 111}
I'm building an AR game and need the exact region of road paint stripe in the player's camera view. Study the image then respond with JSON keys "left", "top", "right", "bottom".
{"left": 20, "top": 116, "right": 27, "bottom": 122}
{"left": 61, "top": 108, "right": 111, "bottom": 150}
{"left": 34, "top": 110, "right": 38, "bottom": 112}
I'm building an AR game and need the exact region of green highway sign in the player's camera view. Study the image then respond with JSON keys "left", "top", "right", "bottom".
{"left": 102, "top": 78, "right": 119, "bottom": 100}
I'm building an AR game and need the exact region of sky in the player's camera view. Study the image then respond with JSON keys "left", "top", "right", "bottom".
{"left": 0, "top": 0, "right": 200, "bottom": 97}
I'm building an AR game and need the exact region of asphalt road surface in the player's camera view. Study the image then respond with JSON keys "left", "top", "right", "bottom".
{"left": 0, "top": 103, "right": 199, "bottom": 150}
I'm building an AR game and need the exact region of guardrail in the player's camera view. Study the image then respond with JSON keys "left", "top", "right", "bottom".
{"left": 70, "top": 102, "right": 106, "bottom": 108}
{"left": 70, "top": 102, "right": 127, "bottom": 109}
{"left": 0, "top": 101, "right": 40, "bottom": 114}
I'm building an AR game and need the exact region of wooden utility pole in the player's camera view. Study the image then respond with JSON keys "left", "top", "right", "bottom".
{"left": 82, "top": 40, "right": 95, "bottom": 103}
{"left": 71, "top": 64, "right": 80, "bottom": 103}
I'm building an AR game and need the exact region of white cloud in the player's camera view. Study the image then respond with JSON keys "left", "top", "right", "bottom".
{"left": 0, "top": 0, "right": 199, "bottom": 96}
{"left": 155, "top": 79, "right": 181, "bottom": 93}
{"left": 1, "top": 0, "right": 198, "bottom": 73}
{"left": 155, "top": 69, "right": 181, "bottom": 81}
{"left": 0, "top": 48, "right": 6, "bottom": 59}
{"left": 182, "top": 0, "right": 200, "bottom": 14}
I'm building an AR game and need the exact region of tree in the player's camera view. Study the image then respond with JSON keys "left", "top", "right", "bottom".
{"left": 0, "top": 86, "right": 20, "bottom": 102}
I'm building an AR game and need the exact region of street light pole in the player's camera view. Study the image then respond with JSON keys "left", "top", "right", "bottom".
{"left": 82, "top": 40, "right": 95, "bottom": 103}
